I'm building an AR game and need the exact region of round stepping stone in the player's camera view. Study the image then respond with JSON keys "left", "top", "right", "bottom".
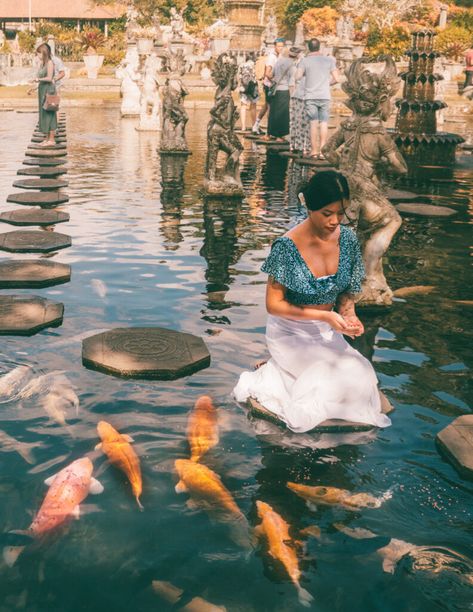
{"left": 0, "top": 295, "right": 63, "bottom": 335}
{"left": 0, "top": 260, "right": 71, "bottom": 288}
{"left": 393, "top": 285, "right": 436, "bottom": 298}
{"left": 31, "top": 136, "right": 67, "bottom": 144}
{"left": 23, "top": 157, "right": 67, "bottom": 167}
{"left": 436, "top": 416, "right": 473, "bottom": 480}
{"left": 295, "top": 157, "right": 332, "bottom": 168}
{"left": 25, "top": 149, "right": 67, "bottom": 158}
{"left": 33, "top": 131, "right": 66, "bottom": 137}
{"left": 396, "top": 203, "right": 456, "bottom": 217}
{"left": 12, "top": 178, "right": 68, "bottom": 191}
{"left": 17, "top": 166, "right": 67, "bottom": 178}
{"left": 0, "top": 209, "right": 69, "bottom": 226}
{"left": 0, "top": 230, "right": 71, "bottom": 253}
{"left": 386, "top": 189, "right": 428, "bottom": 202}
{"left": 7, "top": 191, "right": 69, "bottom": 206}
{"left": 17, "top": 109, "right": 37, "bottom": 114}
{"left": 28, "top": 143, "right": 67, "bottom": 150}
{"left": 82, "top": 327, "right": 211, "bottom": 380}
{"left": 247, "top": 391, "right": 393, "bottom": 433}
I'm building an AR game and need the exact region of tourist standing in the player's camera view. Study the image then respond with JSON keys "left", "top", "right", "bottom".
{"left": 50, "top": 45, "right": 66, "bottom": 92}
{"left": 267, "top": 47, "right": 296, "bottom": 141}
{"left": 464, "top": 46, "right": 473, "bottom": 89}
{"left": 296, "top": 38, "right": 339, "bottom": 158}
{"left": 34, "top": 43, "right": 57, "bottom": 147}
{"left": 289, "top": 47, "right": 310, "bottom": 155}
{"left": 238, "top": 53, "right": 259, "bottom": 131}
{"left": 252, "top": 38, "right": 285, "bottom": 135}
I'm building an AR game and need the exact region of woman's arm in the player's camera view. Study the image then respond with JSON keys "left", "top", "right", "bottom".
{"left": 336, "top": 292, "right": 364, "bottom": 336}
{"left": 266, "top": 278, "right": 354, "bottom": 333}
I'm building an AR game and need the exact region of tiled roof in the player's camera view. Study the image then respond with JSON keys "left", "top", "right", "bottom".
{"left": 0, "top": 0, "right": 127, "bottom": 20}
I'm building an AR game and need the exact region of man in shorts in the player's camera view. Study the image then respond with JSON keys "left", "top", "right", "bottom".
{"left": 252, "top": 38, "right": 285, "bottom": 135}
{"left": 296, "top": 38, "right": 339, "bottom": 158}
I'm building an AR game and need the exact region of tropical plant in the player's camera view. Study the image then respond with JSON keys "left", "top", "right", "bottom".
{"left": 18, "top": 30, "right": 36, "bottom": 53}
{"left": 435, "top": 25, "right": 472, "bottom": 60}
{"left": 366, "top": 24, "right": 411, "bottom": 60}
{"left": 301, "top": 6, "right": 339, "bottom": 38}
{"left": 450, "top": 7, "right": 473, "bottom": 33}
{"left": 77, "top": 27, "right": 106, "bottom": 54}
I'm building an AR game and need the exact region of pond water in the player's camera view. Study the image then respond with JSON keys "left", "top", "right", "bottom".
{"left": 0, "top": 108, "right": 472, "bottom": 611}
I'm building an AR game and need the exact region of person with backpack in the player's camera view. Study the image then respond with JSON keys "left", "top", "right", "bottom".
{"left": 238, "top": 53, "right": 259, "bottom": 132}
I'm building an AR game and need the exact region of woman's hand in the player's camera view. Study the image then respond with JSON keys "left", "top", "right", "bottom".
{"left": 321, "top": 311, "right": 359, "bottom": 335}
{"left": 342, "top": 314, "right": 364, "bottom": 336}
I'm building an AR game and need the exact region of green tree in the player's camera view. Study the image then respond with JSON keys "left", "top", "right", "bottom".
{"left": 282, "top": 0, "right": 333, "bottom": 29}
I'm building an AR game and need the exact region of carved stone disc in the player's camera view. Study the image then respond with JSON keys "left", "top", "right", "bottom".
{"left": 13, "top": 178, "right": 69, "bottom": 191}
{"left": 0, "top": 260, "right": 71, "bottom": 288}
{"left": 17, "top": 167, "right": 67, "bottom": 178}
{"left": 437, "top": 415, "right": 473, "bottom": 480}
{"left": 386, "top": 189, "right": 429, "bottom": 203}
{"left": 396, "top": 203, "right": 456, "bottom": 217}
{"left": 0, "top": 209, "right": 69, "bottom": 226}
{"left": 23, "top": 158, "right": 67, "bottom": 167}
{"left": 0, "top": 295, "right": 64, "bottom": 335}
{"left": 25, "top": 149, "right": 67, "bottom": 158}
{"left": 7, "top": 191, "right": 69, "bottom": 206}
{"left": 0, "top": 230, "right": 71, "bottom": 252}
{"left": 82, "top": 327, "right": 211, "bottom": 379}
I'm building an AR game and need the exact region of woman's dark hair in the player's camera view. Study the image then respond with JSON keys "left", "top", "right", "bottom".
{"left": 37, "top": 43, "right": 52, "bottom": 66}
{"left": 299, "top": 170, "right": 350, "bottom": 211}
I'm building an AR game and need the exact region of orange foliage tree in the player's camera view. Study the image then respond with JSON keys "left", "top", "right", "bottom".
{"left": 301, "top": 6, "right": 340, "bottom": 38}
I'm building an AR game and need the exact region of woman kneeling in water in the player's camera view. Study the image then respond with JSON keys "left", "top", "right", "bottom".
{"left": 234, "top": 170, "right": 391, "bottom": 433}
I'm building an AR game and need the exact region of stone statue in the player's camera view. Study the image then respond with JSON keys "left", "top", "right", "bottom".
{"left": 294, "top": 21, "right": 305, "bottom": 47}
{"left": 116, "top": 49, "right": 141, "bottom": 117}
{"left": 322, "top": 56, "right": 408, "bottom": 306}
{"left": 160, "top": 76, "right": 189, "bottom": 153}
{"left": 136, "top": 53, "right": 162, "bottom": 131}
{"left": 336, "top": 14, "right": 354, "bottom": 43}
{"left": 264, "top": 11, "right": 278, "bottom": 44}
{"left": 170, "top": 7, "right": 185, "bottom": 40}
{"left": 204, "top": 53, "right": 243, "bottom": 196}
{"left": 165, "top": 47, "right": 187, "bottom": 75}
{"left": 126, "top": 4, "right": 140, "bottom": 42}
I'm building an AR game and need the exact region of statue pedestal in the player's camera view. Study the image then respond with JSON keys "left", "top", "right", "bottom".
{"left": 160, "top": 148, "right": 191, "bottom": 156}
{"left": 169, "top": 39, "right": 194, "bottom": 57}
{"left": 202, "top": 178, "right": 244, "bottom": 197}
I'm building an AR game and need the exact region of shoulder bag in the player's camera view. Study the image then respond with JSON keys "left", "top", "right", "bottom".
{"left": 267, "top": 62, "right": 293, "bottom": 100}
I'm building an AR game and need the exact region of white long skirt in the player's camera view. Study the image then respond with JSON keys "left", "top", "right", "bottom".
{"left": 233, "top": 314, "right": 391, "bottom": 433}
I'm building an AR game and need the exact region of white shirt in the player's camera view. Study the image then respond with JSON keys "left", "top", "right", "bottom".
{"left": 52, "top": 55, "right": 66, "bottom": 90}
{"left": 263, "top": 51, "right": 278, "bottom": 87}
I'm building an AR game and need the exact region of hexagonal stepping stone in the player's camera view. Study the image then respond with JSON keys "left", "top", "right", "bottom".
{"left": 12, "top": 178, "right": 68, "bottom": 191}
{"left": 7, "top": 191, "right": 69, "bottom": 206}
{"left": 0, "top": 260, "right": 71, "bottom": 288}
{"left": 436, "top": 416, "right": 473, "bottom": 480}
{"left": 28, "top": 142, "right": 67, "bottom": 150}
{"left": 31, "top": 136, "right": 67, "bottom": 144}
{"left": 25, "top": 149, "right": 67, "bottom": 158}
{"left": 396, "top": 203, "right": 456, "bottom": 217}
{"left": 33, "top": 131, "right": 66, "bottom": 138}
{"left": 17, "top": 109, "right": 37, "bottom": 114}
{"left": 0, "top": 295, "right": 63, "bottom": 335}
{"left": 386, "top": 189, "right": 429, "bottom": 203}
{"left": 0, "top": 209, "right": 69, "bottom": 226}
{"left": 247, "top": 391, "right": 393, "bottom": 433}
{"left": 0, "top": 230, "right": 71, "bottom": 253}
{"left": 17, "top": 166, "right": 67, "bottom": 178}
{"left": 82, "top": 327, "right": 211, "bottom": 380}
{"left": 295, "top": 157, "right": 332, "bottom": 168}
{"left": 23, "top": 157, "right": 67, "bottom": 167}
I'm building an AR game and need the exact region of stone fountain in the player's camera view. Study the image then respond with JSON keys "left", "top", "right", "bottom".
{"left": 394, "top": 30, "right": 464, "bottom": 166}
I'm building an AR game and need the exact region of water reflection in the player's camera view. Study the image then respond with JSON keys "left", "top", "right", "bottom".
{"left": 160, "top": 155, "right": 187, "bottom": 250}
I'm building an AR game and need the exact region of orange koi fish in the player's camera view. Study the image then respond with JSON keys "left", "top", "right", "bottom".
{"left": 255, "top": 501, "right": 313, "bottom": 607}
{"left": 187, "top": 395, "right": 219, "bottom": 462}
{"left": 287, "top": 482, "right": 392, "bottom": 511}
{"left": 96, "top": 421, "right": 143, "bottom": 510}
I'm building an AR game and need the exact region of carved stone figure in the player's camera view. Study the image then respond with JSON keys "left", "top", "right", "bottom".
{"left": 204, "top": 54, "right": 243, "bottom": 196}
{"left": 336, "top": 14, "right": 354, "bottom": 43}
{"left": 294, "top": 21, "right": 305, "bottom": 47}
{"left": 116, "top": 49, "right": 141, "bottom": 117}
{"left": 136, "top": 53, "right": 162, "bottom": 131}
{"left": 322, "top": 56, "right": 408, "bottom": 306}
{"left": 264, "top": 12, "right": 278, "bottom": 44}
{"left": 160, "top": 76, "right": 189, "bottom": 152}
{"left": 126, "top": 5, "right": 140, "bottom": 43}
{"left": 170, "top": 7, "right": 185, "bottom": 40}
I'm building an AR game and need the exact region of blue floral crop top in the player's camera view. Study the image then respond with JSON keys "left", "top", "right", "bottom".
{"left": 261, "top": 225, "right": 365, "bottom": 305}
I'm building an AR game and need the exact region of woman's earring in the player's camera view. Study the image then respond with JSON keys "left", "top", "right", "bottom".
{"left": 298, "top": 192, "right": 306, "bottom": 206}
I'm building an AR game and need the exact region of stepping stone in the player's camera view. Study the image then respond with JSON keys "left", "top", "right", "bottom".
{"left": 396, "top": 203, "right": 456, "bottom": 217}
{"left": 28, "top": 143, "right": 67, "bottom": 150}
{"left": 33, "top": 131, "right": 66, "bottom": 138}
{"left": 23, "top": 157, "right": 67, "bottom": 167}
{"left": 12, "top": 178, "right": 68, "bottom": 191}
{"left": 436, "top": 416, "right": 473, "bottom": 480}
{"left": 17, "top": 166, "right": 67, "bottom": 178}
{"left": 31, "top": 136, "right": 67, "bottom": 144}
{"left": 0, "top": 230, "right": 71, "bottom": 253}
{"left": 0, "top": 295, "right": 63, "bottom": 335}
{"left": 386, "top": 189, "right": 428, "bottom": 203}
{"left": 279, "top": 151, "right": 304, "bottom": 159}
{"left": 295, "top": 157, "right": 332, "bottom": 168}
{"left": 25, "top": 149, "right": 67, "bottom": 158}
{"left": 7, "top": 191, "right": 69, "bottom": 206}
{"left": 247, "top": 392, "right": 393, "bottom": 433}
{"left": 0, "top": 260, "right": 71, "bottom": 288}
{"left": 17, "top": 109, "right": 37, "bottom": 114}
{"left": 0, "top": 209, "right": 69, "bottom": 226}
{"left": 82, "top": 327, "right": 211, "bottom": 380}
{"left": 0, "top": 107, "right": 14, "bottom": 112}
{"left": 393, "top": 285, "right": 436, "bottom": 298}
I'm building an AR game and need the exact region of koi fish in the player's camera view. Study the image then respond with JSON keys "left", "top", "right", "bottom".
{"left": 174, "top": 459, "right": 251, "bottom": 548}
{"left": 0, "top": 365, "right": 31, "bottom": 402}
{"left": 3, "top": 457, "right": 103, "bottom": 566}
{"left": 95, "top": 421, "right": 143, "bottom": 510}
{"left": 151, "top": 580, "right": 227, "bottom": 611}
{"left": 287, "top": 482, "right": 392, "bottom": 511}
{"left": 0, "top": 429, "right": 37, "bottom": 464}
{"left": 255, "top": 500, "right": 313, "bottom": 607}
{"left": 187, "top": 395, "right": 219, "bottom": 462}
